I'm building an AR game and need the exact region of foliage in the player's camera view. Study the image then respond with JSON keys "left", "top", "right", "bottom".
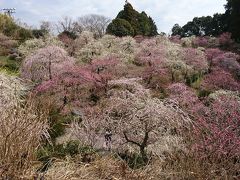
{"left": 0, "top": 56, "right": 20, "bottom": 73}
{"left": 37, "top": 140, "right": 97, "bottom": 175}
{"left": 106, "top": 18, "right": 134, "bottom": 37}
{"left": 225, "top": 0, "right": 240, "bottom": 41}
{"left": 135, "top": 37, "right": 209, "bottom": 84}
{"left": 171, "top": 14, "right": 228, "bottom": 38}
{"left": 181, "top": 36, "right": 196, "bottom": 47}
{"left": 212, "top": 52, "right": 240, "bottom": 79}
{"left": 37, "top": 141, "right": 95, "bottom": 162}
{"left": 118, "top": 152, "right": 147, "bottom": 169}
{"left": 63, "top": 31, "right": 95, "bottom": 57}
{"left": 107, "top": 2, "right": 158, "bottom": 37}
{"left": 171, "top": 0, "right": 240, "bottom": 42}
{"left": 47, "top": 106, "right": 74, "bottom": 141}
{"left": 0, "top": 14, "right": 18, "bottom": 36}
{"left": 183, "top": 48, "right": 208, "bottom": 73}
{"left": 0, "top": 14, "right": 33, "bottom": 42}
{"left": 171, "top": 24, "right": 183, "bottom": 36}
{"left": 32, "top": 29, "right": 49, "bottom": 39}
{"left": 0, "top": 33, "right": 17, "bottom": 56}
{"left": 15, "top": 27, "right": 33, "bottom": 42}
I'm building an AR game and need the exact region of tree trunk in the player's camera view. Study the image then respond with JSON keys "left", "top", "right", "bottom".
{"left": 48, "top": 59, "right": 52, "bottom": 80}
{"left": 140, "top": 146, "right": 148, "bottom": 163}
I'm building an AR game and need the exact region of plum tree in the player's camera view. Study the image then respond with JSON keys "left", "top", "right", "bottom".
{"left": 18, "top": 36, "right": 64, "bottom": 57}
{"left": 21, "top": 46, "right": 74, "bottom": 82}
{"left": 201, "top": 67, "right": 240, "bottom": 91}
{"left": 104, "top": 79, "right": 190, "bottom": 160}
{"left": 192, "top": 92, "right": 240, "bottom": 160}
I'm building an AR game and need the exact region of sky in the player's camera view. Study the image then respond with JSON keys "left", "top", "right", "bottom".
{"left": 0, "top": 0, "right": 227, "bottom": 34}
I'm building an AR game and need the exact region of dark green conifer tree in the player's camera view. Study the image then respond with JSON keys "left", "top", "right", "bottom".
{"left": 107, "top": 2, "right": 158, "bottom": 37}
{"left": 225, "top": 0, "right": 240, "bottom": 41}
{"left": 106, "top": 18, "right": 134, "bottom": 37}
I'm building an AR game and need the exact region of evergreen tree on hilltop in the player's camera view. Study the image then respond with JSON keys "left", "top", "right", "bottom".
{"left": 117, "top": 2, "right": 139, "bottom": 34}
{"left": 106, "top": 18, "right": 134, "bottom": 37}
{"left": 106, "top": 2, "right": 158, "bottom": 37}
{"left": 148, "top": 16, "right": 158, "bottom": 36}
{"left": 225, "top": 0, "right": 240, "bottom": 42}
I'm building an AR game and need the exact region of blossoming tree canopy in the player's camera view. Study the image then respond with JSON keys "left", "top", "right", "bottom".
{"left": 21, "top": 46, "right": 75, "bottom": 82}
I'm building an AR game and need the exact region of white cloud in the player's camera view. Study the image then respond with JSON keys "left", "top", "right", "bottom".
{"left": 1, "top": 0, "right": 227, "bottom": 33}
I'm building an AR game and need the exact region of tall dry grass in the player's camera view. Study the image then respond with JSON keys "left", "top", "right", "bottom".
{"left": 0, "top": 73, "right": 49, "bottom": 179}
{"left": 0, "top": 101, "right": 49, "bottom": 179}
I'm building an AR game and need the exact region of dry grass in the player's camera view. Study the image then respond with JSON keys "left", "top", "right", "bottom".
{"left": 0, "top": 73, "right": 28, "bottom": 108}
{"left": 43, "top": 155, "right": 161, "bottom": 180}
{"left": 0, "top": 72, "right": 49, "bottom": 179}
{"left": 20, "top": 152, "right": 240, "bottom": 180}
{"left": 0, "top": 101, "right": 49, "bottom": 179}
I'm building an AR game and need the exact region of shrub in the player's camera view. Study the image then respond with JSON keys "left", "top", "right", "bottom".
{"left": 105, "top": 80, "right": 191, "bottom": 161}
{"left": 118, "top": 152, "right": 147, "bottom": 169}
{"left": 14, "top": 27, "right": 33, "bottom": 42}
{"left": 0, "top": 56, "right": 20, "bottom": 73}
{"left": 66, "top": 31, "right": 95, "bottom": 57}
{"left": 167, "top": 83, "right": 206, "bottom": 119}
{"left": 37, "top": 140, "right": 96, "bottom": 170}
{"left": 47, "top": 105, "right": 74, "bottom": 142}
{"left": 0, "top": 14, "right": 18, "bottom": 37}
{"left": 0, "top": 33, "right": 17, "bottom": 56}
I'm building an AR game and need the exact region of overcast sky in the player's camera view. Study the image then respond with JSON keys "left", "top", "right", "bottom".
{"left": 0, "top": 0, "right": 226, "bottom": 34}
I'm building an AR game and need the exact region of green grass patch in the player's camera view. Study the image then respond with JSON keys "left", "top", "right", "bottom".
{"left": 0, "top": 56, "right": 20, "bottom": 75}
{"left": 37, "top": 141, "right": 96, "bottom": 172}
